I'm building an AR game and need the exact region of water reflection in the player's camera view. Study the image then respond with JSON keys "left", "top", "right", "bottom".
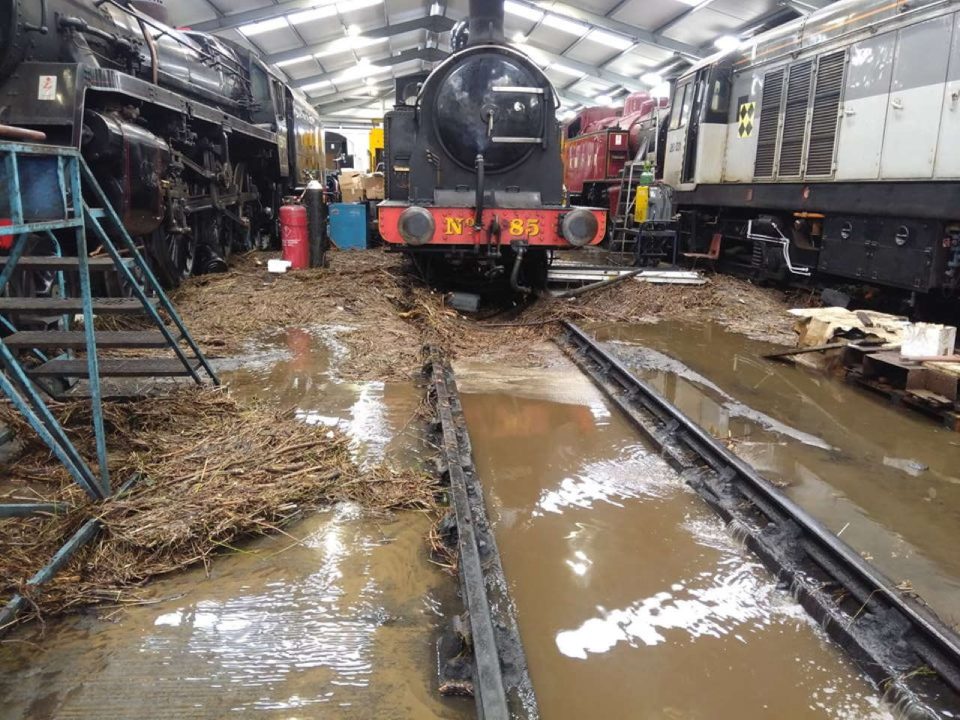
{"left": 457, "top": 358, "right": 894, "bottom": 720}
{"left": 594, "top": 320, "right": 960, "bottom": 627}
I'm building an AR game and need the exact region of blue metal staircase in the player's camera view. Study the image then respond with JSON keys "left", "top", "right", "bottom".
{"left": 0, "top": 141, "right": 219, "bottom": 503}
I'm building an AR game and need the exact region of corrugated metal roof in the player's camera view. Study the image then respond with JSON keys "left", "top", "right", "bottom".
{"left": 162, "top": 0, "right": 835, "bottom": 123}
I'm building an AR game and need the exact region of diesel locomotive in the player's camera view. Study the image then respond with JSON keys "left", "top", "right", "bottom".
{"left": 378, "top": 0, "right": 606, "bottom": 292}
{"left": 663, "top": 0, "right": 960, "bottom": 306}
{"left": 0, "top": 0, "right": 323, "bottom": 287}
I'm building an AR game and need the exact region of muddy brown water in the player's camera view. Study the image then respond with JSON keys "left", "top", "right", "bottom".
{"left": 0, "top": 327, "right": 471, "bottom": 720}
{"left": 455, "top": 355, "right": 896, "bottom": 720}
{"left": 590, "top": 321, "right": 960, "bottom": 630}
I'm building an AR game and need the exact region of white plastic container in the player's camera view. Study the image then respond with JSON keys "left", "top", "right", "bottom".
{"left": 267, "top": 259, "right": 292, "bottom": 274}
{"left": 901, "top": 322, "right": 957, "bottom": 359}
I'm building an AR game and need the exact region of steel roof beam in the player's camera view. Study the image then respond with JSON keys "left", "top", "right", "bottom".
{"left": 522, "top": 0, "right": 703, "bottom": 59}
{"left": 189, "top": 0, "right": 323, "bottom": 33}
{"left": 521, "top": 45, "right": 648, "bottom": 92}
{"left": 296, "top": 47, "right": 447, "bottom": 93}
{"left": 266, "top": 16, "right": 455, "bottom": 66}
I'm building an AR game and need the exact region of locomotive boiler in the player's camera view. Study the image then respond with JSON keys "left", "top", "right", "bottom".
{"left": 0, "top": 0, "right": 324, "bottom": 287}
{"left": 662, "top": 0, "right": 960, "bottom": 308}
{"left": 378, "top": 0, "right": 606, "bottom": 292}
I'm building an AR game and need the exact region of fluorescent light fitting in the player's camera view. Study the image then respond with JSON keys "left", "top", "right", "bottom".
{"left": 641, "top": 72, "right": 663, "bottom": 86}
{"left": 238, "top": 16, "right": 289, "bottom": 36}
{"left": 300, "top": 79, "right": 332, "bottom": 92}
{"left": 504, "top": 1, "right": 545, "bottom": 23}
{"left": 429, "top": 1, "right": 442, "bottom": 15}
{"left": 315, "top": 36, "right": 387, "bottom": 58}
{"left": 713, "top": 34, "right": 740, "bottom": 51}
{"left": 542, "top": 13, "right": 589, "bottom": 35}
{"left": 340, "top": 0, "right": 383, "bottom": 11}
{"left": 287, "top": 5, "right": 337, "bottom": 24}
{"left": 512, "top": 31, "right": 527, "bottom": 43}
{"left": 585, "top": 29, "right": 633, "bottom": 50}
{"left": 274, "top": 54, "right": 314, "bottom": 68}
{"left": 549, "top": 62, "right": 584, "bottom": 77}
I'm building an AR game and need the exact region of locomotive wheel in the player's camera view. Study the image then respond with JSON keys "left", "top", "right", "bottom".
{"left": 146, "top": 230, "right": 195, "bottom": 289}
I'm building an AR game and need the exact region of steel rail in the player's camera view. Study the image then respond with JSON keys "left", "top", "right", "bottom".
{"left": 427, "top": 348, "right": 538, "bottom": 720}
{"left": 557, "top": 320, "right": 960, "bottom": 716}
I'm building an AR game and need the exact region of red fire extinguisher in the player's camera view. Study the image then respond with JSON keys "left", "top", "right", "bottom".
{"left": 280, "top": 203, "right": 309, "bottom": 270}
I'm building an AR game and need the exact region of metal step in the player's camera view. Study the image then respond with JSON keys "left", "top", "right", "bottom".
{"left": 0, "top": 256, "right": 126, "bottom": 270}
{"left": 28, "top": 358, "right": 200, "bottom": 378}
{"left": 4, "top": 330, "right": 173, "bottom": 349}
{"left": 0, "top": 298, "right": 156, "bottom": 314}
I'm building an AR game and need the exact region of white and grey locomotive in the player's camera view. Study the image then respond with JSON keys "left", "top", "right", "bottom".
{"left": 0, "top": 0, "right": 323, "bottom": 287}
{"left": 663, "top": 0, "right": 960, "bottom": 305}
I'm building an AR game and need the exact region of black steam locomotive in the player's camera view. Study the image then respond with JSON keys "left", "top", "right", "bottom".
{"left": 379, "top": 0, "right": 606, "bottom": 291}
{"left": 0, "top": 0, "right": 323, "bottom": 287}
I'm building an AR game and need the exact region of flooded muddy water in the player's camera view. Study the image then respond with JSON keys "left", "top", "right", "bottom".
{"left": 0, "top": 328, "right": 470, "bottom": 720}
{"left": 592, "top": 321, "right": 960, "bottom": 629}
{"left": 456, "top": 357, "right": 893, "bottom": 720}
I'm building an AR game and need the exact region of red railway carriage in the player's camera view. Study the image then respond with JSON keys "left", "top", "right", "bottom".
{"left": 562, "top": 93, "right": 668, "bottom": 216}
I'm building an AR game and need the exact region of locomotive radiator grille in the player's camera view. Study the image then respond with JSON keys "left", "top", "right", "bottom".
{"left": 754, "top": 68, "right": 785, "bottom": 178}
{"left": 777, "top": 60, "right": 813, "bottom": 177}
{"left": 805, "top": 51, "right": 846, "bottom": 177}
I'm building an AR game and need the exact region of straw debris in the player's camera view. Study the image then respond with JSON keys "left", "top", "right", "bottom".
{"left": 0, "top": 388, "right": 437, "bottom": 626}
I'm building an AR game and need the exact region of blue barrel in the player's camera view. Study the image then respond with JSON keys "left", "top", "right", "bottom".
{"left": 328, "top": 203, "right": 368, "bottom": 250}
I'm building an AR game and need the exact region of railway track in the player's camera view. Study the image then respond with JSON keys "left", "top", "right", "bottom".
{"left": 556, "top": 321, "right": 960, "bottom": 717}
{"left": 426, "top": 324, "right": 960, "bottom": 718}
{"left": 426, "top": 348, "right": 538, "bottom": 720}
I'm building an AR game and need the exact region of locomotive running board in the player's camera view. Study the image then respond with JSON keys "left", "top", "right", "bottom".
{"left": 556, "top": 321, "right": 960, "bottom": 718}
{"left": 426, "top": 348, "right": 539, "bottom": 720}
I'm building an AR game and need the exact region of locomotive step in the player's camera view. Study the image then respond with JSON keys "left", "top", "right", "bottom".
{"left": 28, "top": 358, "right": 201, "bottom": 378}
{"left": 4, "top": 330, "right": 175, "bottom": 349}
{"left": 0, "top": 256, "right": 128, "bottom": 270}
{"left": 0, "top": 298, "right": 157, "bottom": 314}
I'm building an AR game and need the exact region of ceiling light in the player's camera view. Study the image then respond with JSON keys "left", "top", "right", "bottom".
{"left": 504, "top": 0, "right": 545, "bottom": 23}
{"left": 650, "top": 82, "right": 671, "bottom": 98}
{"left": 641, "top": 72, "right": 663, "bottom": 86}
{"left": 288, "top": 5, "right": 337, "bottom": 24}
{"left": 542, "top": 13, "right": 589, "bottom": 35}
{"left": 429, "top": 2, "right": 442, "bottom": 15}
{"left": 314, "top": 36, "right": 387, "bottom": 58}
{"left": 238, "top": 16, "right": 289, "bottom": 36}
{"left": 340, "top": 0, "right": 383, "bottom": 11}
{"left": 513, "top": 31, "right": 527, "bottom": 43}
{"left": 549, "top": 62, "right": 584, "bottom": 77}
{"left": 300, "top": 80, "right": 332, "bottom": 92}
{"left": 713, "top": 34, "right": 740, "bottom": 51}
{"left": 595, "top": 94, "right": 620, "bottom": 108}
{"left": 347, "top": 24, "right": 362, "bottom": 36}
{"left": 585, "top": 29, "right": 633, "bottom": 51}
{"left": 274, "top": 54, "right": 314, "bottom": 68}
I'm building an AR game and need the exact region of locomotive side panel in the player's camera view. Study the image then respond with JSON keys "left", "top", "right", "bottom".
{"left": 878, "top": 16, "right": 953, "bottom": 180}
{"left": 721, "top": 69, "right": 762, "bottom": 183}
{"left": 935, "top": 11, "right": 960, "bottom": 178}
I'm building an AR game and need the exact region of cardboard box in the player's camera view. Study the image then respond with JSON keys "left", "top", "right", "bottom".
{"left": 362, "top": 172, "right": 384, "bottom": 200}
{"left": 339, "top": 170, "right": 364, "bottom": 203}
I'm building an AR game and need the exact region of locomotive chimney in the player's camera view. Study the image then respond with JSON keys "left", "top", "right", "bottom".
{"left": 467, "top": 0, "right": 505, "bottom": 46}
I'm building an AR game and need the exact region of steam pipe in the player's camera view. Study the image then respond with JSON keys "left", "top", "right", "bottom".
{"left": 509, "top": 245, "right": 532, "bottom": 295}
{"left": 474, "top": 154, "right": 485, "bottom": 232}
{"left": 467, "top": 0, "right": 505, "bottom": 46}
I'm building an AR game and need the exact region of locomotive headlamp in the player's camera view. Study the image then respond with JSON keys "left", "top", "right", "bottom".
{"left": 399, "top": 206, "right": 436, "bottom": 246}
{"left": 561, "top": 208, "right": 598, "bottom": 247}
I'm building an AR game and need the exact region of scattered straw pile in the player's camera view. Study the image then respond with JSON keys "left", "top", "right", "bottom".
{"left": 0, "top": 388, "right": 436, "bottom": 624}
{"left": 169, "top": 251, "right": 421, "bottom": 380}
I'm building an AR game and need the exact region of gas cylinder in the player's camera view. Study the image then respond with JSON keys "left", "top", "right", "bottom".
{"left": 280, "top": 203, "right": 309, "bottom": 270}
